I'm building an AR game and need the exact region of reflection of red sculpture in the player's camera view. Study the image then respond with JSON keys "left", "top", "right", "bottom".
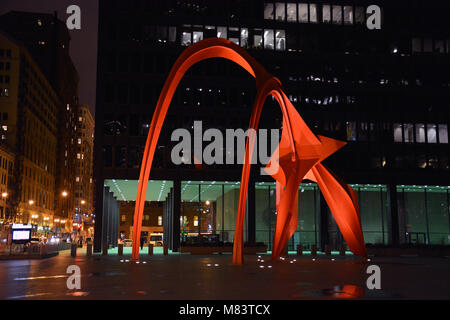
{"left": 131, "top": 38, "right": 367, "bottom": 262}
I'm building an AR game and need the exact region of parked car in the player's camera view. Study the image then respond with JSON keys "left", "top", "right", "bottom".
{"left": 30, "top": 237, "right": 41, "bottom": 244}
{"left": 149, "top": 233, "right": 163, "bottom": 247}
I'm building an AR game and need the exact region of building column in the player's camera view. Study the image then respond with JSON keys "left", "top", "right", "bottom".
{"left": 247, "top": 176, "right": 256, "bottom": 245}
{"left": 387, "top": 184, "right": 400, "bottom": 247}
{"left": 319, "top": 193, "right": 329, "bottom": 251}
{"left": 100, "top": 186, "right": 109, "bottom": 251}
{"left": 93, "top": 183, "right": 104, "bottom": 252}
{"left": 172, "top": 179, "right": 181, "bottom": 252}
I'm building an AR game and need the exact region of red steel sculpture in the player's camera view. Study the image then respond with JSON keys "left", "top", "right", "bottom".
{"left": 131, "top": 38, "right": 367, "bottom": 262}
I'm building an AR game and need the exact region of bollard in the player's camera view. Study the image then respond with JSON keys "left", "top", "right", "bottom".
{"left": 163, "top": 245, "right": 168, "bottom": 255}
{"left": 283, "top": 245, "right": 288, "bottom": 257}
{"left": 297, "top": 244, "right": 303, "bottom": 256}
{"left": 86, "top": 243, "right": 93, "bottom": 257}
{"left": 339, "top": 244, "right": 346, "bottom": 256}
{"left": 118, "top": 243, "right": 123, "bottom": 256}
{"left": 324, "top": 244, "right": 331, "bottom": 255}
{"left": 311, "top": 244, "right": 317, "bottom": 256}
{"left": 71, "top": 243, "right": 77, "bottom": 257}
{"left": 148, "top": 243, "right": 154, "bottom": 255}
{"left": 102, "top": 244, "right": 108, "bottom": 255}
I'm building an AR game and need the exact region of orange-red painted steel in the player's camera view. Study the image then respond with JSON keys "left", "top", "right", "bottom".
{"left": 131, "top": 38, "right": 366, "bottom": 262}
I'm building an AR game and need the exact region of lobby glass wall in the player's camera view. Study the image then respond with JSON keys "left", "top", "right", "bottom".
{"left": 180, "top": 181, "right": 247, "bottom": 244}
{"left": 255, "top": 182, "right": 320, "bottom": 251}
{"left": 180, "top": 181, "right": 450, "bottom": 248}
{"left": 397, "top": 186, "right": 450, "bottom": 245}
{"left": 352, "top": 184, "right": 389, "bottom": 245}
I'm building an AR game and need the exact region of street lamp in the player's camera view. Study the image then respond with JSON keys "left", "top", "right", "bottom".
{"left": 1, "top": 192, "right": 7, "bottom": 198}
{"left": 81, "top": 200, "right": 86, "bottom": 205}
{"left": 28, "top": 200, "right": 34, "bottom": 205}
{"left": 61, "top": 191, "right": 68, "bottom": 197}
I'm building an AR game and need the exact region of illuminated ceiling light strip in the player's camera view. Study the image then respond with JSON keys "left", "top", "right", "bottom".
{"left": 157, "top": 181, "right": 167, "bottom": 202}
{"left": 190, "top": 181, "right": 216, "bottom": 202}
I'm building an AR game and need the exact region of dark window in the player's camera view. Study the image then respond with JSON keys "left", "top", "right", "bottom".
{"left": 129, "top": 114, "right": 139, "bottom": 136}
{"left": 103, "top": 146, "right": 112, "bottom": 167}
{"left": 115, "top": 146, "right": 127, "bottom": 168}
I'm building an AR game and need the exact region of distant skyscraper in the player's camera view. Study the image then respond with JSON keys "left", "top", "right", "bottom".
{"left": 74, "top": 105, "right": 95, "bottom": 237}
{"left": 0, "top": 31, "right": 59, "bottom": 231}
{"left": 0, "top": 11, "right": 81, "bottom": 231}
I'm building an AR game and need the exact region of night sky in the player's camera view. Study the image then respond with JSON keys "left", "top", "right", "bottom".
{"left": 0, "top": 0, "right": 98, "bottom": 116}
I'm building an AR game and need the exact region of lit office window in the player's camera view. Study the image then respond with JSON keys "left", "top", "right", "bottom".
{"left": 332, "top": 5, "right": 342, "bottom": 24}
{"left": 181, "top": 32, "right": 191, "bottom": 46}
{"left": 275, "top": 30, "right": 286, "bottom": 51}
{"left": 287, "top": 3, "right": 297, "bottom": 22}
{"left": 298, "top": 3, "right": 308, "bottom": 22}
{"left": 322, "top": 5, "right": 331, "bottom": 23}
{"left": 240, "top": 28, "right": 249, "bottom": 48}
{"left": 253, "top": 29, "right": 263, "bottom": 49}
{"left": 438, "top": 124, "right": 448, "bottom": 143}
{"left": 121, "top": 215, "right": 126, "bottom": 222}
{"left": 264, "top": 29, "right": 274, "bottom": 50}
{"left": 193, "top": 31, "right": 203, "bottom": 43}
{"left": 275, "top": 3, "right": 285, "bottom": 21}
{"left": 403, "top": 124, "right": 414, "bottom": 143}
{"left": 229, "top": 37, "right": 239, "bottom": 45}
{"left": 415, "top": 123, "right": 425, "bottom": 143}
{"left": 427, "top": 124, "right": 437, "bottom": 143}
{"left": 343, "top": 6, "right": 353, "bottom": 24}
{"left": 393, "top": 123, "right": 403, "bottom": 142}
{"left": 264, "top": 3, "right": 274, "bottom": 20}
{"left": 158, "top": 216, "right": 162, "bottom": 226}
{"left": 355, "top": 7, "right": 364, "bottom": 24}
{"left": 309, "top": 4, "right": 318, "bottom": 23}
{"left": 193, "top": 215, "right": 198, "bottom": 227}
{"left": 145, "top": 215, "right": 149, "bottom": 221}
{"left": 346, "top": 122, "right": 357, "bottom": 141}
{"left": 217, "top": 26, "right": 227, "bottom": 39}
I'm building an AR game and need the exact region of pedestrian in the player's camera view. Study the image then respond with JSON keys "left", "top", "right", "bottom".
{"left": 140, "top": 236, "right": 144, "bottom": 250}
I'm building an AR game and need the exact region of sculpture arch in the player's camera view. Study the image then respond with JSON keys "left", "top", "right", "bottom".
{"left": 131, "top": 38, "right": 367, "bottom": 262}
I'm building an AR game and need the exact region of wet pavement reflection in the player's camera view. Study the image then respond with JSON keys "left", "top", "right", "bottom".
{"left": 0, "top": 251, "right": 449, "bottom": 299}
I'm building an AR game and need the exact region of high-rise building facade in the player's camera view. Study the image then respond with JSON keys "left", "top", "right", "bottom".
{"left": 0, "top": 31, "right": 59, "bottom": 232}
{"left": 0, "top": 11, "right": 80, "bottom": 231}
{"left": 74, "top": 105, "right": 95, "bottom": 236}
{"left": 0, "top": 144, "right": 14, "bottom": 223}
{"left": 94, "top": 0, "right": 450, "bottom": 252}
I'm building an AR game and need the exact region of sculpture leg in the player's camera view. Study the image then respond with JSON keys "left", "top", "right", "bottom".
{"left": 311, "top": 163, "right": 367, "bottom": 257}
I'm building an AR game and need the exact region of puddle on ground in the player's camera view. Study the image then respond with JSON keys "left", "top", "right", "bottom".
{"left": 14, "top": 275, "right": 67, "bottom": 281}
{"left": 304, "top": 285, "right": 365, "bottom": 299}
{"left": 7, "top": 292, "right": 52, "bottom": 299}
{"left": 66, "top": 291, "right": 90, "bottom": 297}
